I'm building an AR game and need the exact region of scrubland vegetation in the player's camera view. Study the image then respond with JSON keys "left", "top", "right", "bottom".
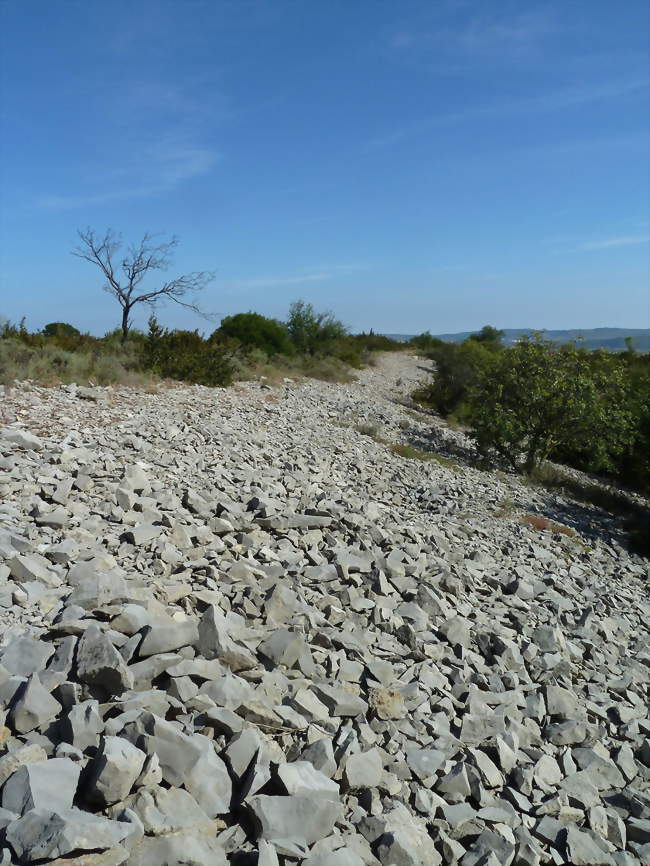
{"left": 0, "top": 303, "right": 406, "bottom": 390}
{"left": 413, "top": 328, "right": 650, "bottom": 497}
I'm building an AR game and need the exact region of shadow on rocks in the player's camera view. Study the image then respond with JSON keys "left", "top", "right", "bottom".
{"left": 519, "top": 490, "right": 650, "bottom": 559}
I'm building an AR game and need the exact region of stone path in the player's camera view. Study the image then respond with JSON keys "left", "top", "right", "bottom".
{"left": 0, "top": 353, "right": 648, "bottom": 865}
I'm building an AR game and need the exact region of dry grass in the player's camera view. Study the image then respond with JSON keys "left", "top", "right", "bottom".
{"left": 390, "top": 443, "right": 458, "bottom": 468}
{"left": 444, "top": 413, "right": 470, "bottom": 432}
{"left": 355, "top": 423, "right": 384, "bottom": 441}
{"left": 0, "top": 337, "right": 358, "bottom": 390}
{"left": 403, "top": 407, "right": 428, "bottom": 420}
{"left": 0, "top": 339, "right": 155, "bottom": 388}
{"left": 494, "top": 497, "right": 516, "bottom": 517}
{"left": 520, "top": 513, "right": 576, "bottom": 537}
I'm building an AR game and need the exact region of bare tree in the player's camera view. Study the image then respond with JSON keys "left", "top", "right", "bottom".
{"left": 73, "top": 228, "right": 215, "bottom": 342}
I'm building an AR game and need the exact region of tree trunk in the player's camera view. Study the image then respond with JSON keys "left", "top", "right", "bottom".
{"left": 121, "top": 306, "right": 130, "bottom": 344}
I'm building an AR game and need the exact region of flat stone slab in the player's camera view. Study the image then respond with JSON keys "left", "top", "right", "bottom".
{"left": 249, "top": 794, "right": 343, "bottom": 846}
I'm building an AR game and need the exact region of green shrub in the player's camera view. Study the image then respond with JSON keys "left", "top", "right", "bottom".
{"left": 142, "top": 316, "right": 235, "bottom": 386}
{"left": 414, "top": 329, "right": 649, "bottom": 497}
{"left": 351, "top": 332, "right": 405, "bottom": 353}
{"left": 0, "top": 317, "right": 28, "bottom": 340}
{"left": 326, "top": 337, "right": 366, "bottom": 368}
{"left": 215, "top": 312, "right": 295, "bottom": 356}
{"left": 42, "top": 322, "right": 81, "bottom": 338}
{"left": 286, "top": 300, "right": 347, "bottom": 355}
{"left": 214, "top": 305, "right": 403, "bottom": 375}
{"left": 2, "top": 318, "right": 95, "bottom": 353}
{"left": 550, "top": 350, "right": 650, "bottom": 493}
{"left": 467, "top": 337, "right": 632, "bottom": 473}
{"left": 466, "top": 325, "right": 505, "bottom": 348}
{"left": 408, "top": 332, "right": 444, "bottom": 352}
{"left": 102, "top": 327, "right": 147, "bottom": 348}
{"left": 390, "top": 443, "right": 457, "bottom": 467}
{"left": 295, "top": 354, "right": 356, "bottom": 382}
{"left": 415, "top": 339, "right": 495, "bottom": 418}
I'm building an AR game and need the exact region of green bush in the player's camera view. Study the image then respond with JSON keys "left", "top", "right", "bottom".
{"left": 42, "top": 322, "right": 81, "bottom": 338}
{"left": 213, "top": 311, "right": 404, "bottom": 371}
{"left": 415, "top": 339, "right": 495, "bottom": 418}
{"left": 618, "top": 354, "right": 650, "bottom": 491}
{"left": 215, "top": 312, "right": 294, "bottom": 356}
{"left": 550, "top": 350, "right": 650, "bottom": 493}
{"left": 466, "top": 325, "right": 505, "bottom": 348}
{"left": 286, "top": 300, "right": 347, "bottom": 355}
{"left": 415, "top": 330, "right": 649, "bottom": 496}
{"left": 410, "top": 327, "right": 504, "bottom": 416}
{"left": 351, "top": 331, "right": 405, "bottom": 353}
{"left": 409, "top": 332, "right": 445, "bottom": 352}
{"left": 1, "top": 317, "right": 28, "bottom": 340}
{"left": 142, "top": 316, "right": 235, "bottom": 386}
{"left": 103, "top": 327, "right": 147, "bottom": 346}
{"left": 325, "top": 337, "right": 365, "bottom": 369}
{"left": 467, "top": 337, "right": 632, "bottom": 474}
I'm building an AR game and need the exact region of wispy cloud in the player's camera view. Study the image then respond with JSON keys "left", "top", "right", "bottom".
{"left": 364, "top": 78, "right": 649, "bottom": 151}
{"left": 237, "top": 273, "right": 333, "bottom": 288}
{"left": 458, "top": 9, "right": 554, "bottom": 57}
{"left": 232, "top": 264, "right": 371, "bottom": 289}
{"left": 36, "top": 139, "right": 219, "bottom": 211}
{"left": 580, "top": 235, "right": 650, "bottom": 251}
{"left": 34, "top": 58, "right": 225, "bottom": 212}
{"left": 391, "top": 9, "right": 555, "bottom": 62}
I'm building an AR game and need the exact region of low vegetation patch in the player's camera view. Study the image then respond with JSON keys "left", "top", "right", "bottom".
{"left": 355, "top": 423, "right": 384, "bottom": 440}
{"left": 390, "top": 443, "right": 457, "bottom": 468}
{"left": 494, "top": 497, "right": 516, "bottom": 517}
{"left": 520, "top": 513, "right": 576, "bottom": 537}
{"left": 0, "top": 331, "right": 152, "bottom": 388}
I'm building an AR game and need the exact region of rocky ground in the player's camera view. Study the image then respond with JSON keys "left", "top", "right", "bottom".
{"left": 0, "top": 352, "right": 648, "bottom": 866}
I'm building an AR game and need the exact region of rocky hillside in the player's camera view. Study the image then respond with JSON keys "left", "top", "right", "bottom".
{"left": 0, "top": 353, "right": 648, "bottom": 866}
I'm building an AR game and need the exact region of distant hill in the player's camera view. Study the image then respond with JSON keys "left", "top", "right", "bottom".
{"left": 385, "top": 328, "right": 650, "bottom": 351}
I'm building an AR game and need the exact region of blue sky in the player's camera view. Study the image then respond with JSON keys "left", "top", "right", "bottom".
{"left": 1, "top": 0, "right": 648, "bottom": 335}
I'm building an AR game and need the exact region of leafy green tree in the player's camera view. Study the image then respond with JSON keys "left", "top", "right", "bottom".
{"left": 42, "top": 322, "right": 81, "bottom": 338}
{"left": 216, "top": 312, "right": 294, "bottom": 356}
{"left": 286, "top": 300, "right": 347, "bottom": 355}
{"left": 468, "top": 336, "right": 632, "bottom": 473}
{"left": 466, "top": 325, "right": 505, "bottom": 348}
{"left": 409, "top": 331, "right": 444, "bottom": 352}
{"left": 623, "top": 336, "right": 637, "bottom": 357}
